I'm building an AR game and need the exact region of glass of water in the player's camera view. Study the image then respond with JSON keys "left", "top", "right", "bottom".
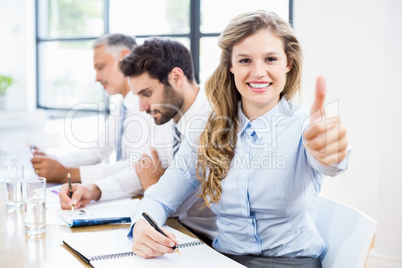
{"left": 22, "top": 177, "right": 46, "bottom": 235}
{"left": 3, "top": 158, "right": 24, "bottom": 211}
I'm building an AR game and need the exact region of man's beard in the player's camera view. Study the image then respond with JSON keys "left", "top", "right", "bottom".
{"left": 147, "top": 84, "right": 184, "bottom": 125}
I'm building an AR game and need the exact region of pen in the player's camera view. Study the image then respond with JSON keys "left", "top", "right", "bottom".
{"left": 68, "top": 172, "right": 75, "bottom": 211}
{"left": 29, "top": 145, "right": 37, "bottom": 154}
{"left": 142, "top": 212, "right": 181, "bottom": 255}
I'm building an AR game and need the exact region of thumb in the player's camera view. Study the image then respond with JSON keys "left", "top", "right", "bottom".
{"left": 310, "top": 76, "right": 327, "bottom": 122}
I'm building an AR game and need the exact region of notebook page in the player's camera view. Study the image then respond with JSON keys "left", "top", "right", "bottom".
{"left": 63, "top": 228, "right": 132, "bottom": 257}
{"left": 45, "top": 185, "right": 139, "bottom": 225}
{"left": 85, "top": 198, "right": 139, "bottom": 218}
{"left": 62, "top": 226, "right": 246, "bottom": 268}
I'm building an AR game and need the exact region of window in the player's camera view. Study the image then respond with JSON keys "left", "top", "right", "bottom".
{"left": 36, "top": 0, "right": 292, "bottom": 111}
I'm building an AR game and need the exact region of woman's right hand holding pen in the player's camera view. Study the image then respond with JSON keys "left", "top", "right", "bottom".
{"left": 132, "top": 219, "right": 179, "bottom": 259}
{"left": 59, "top": 183, "right": 101, "bottom": 209}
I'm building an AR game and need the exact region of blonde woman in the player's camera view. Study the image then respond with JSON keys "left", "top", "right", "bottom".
{"left": 129, "top": 10, "right": 349, "bottom": 268}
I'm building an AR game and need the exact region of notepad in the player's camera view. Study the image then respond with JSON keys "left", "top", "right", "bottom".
{"left": 62, "top": 226, "right": 246, "bottom": 268}
{"left": 59, "top": 198, "right": 140, "bottom": 227}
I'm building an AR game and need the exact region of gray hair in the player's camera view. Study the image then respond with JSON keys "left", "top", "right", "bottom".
{"left": 93, "top": 33, "right": 137, "bottom": 59}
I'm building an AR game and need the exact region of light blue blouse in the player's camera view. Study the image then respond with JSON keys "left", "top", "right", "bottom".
{"left": 130, "top": 97, "right": 350, "bottom": 257}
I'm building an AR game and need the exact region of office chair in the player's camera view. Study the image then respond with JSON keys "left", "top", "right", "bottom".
{"left": 316, "top": 196, "right": 377, "bottom": 268}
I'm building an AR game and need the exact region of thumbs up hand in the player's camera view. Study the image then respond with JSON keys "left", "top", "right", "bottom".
{"left": 303, "top": 76, "right": 348, "bottom": 166}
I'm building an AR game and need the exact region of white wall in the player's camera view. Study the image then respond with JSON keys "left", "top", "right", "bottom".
{"left": 294, "top": 0, "right": 402, "bottom": 266}
{"left": 376, "top": 0, "right": 402, "bottom": 265}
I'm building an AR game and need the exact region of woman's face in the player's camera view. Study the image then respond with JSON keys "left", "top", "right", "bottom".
{"left": 230, "top": 29, "right": 291, "bottom": 119}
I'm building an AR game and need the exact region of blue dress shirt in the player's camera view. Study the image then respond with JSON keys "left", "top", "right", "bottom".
{"left": 130, "top": 97, "right": 350, "bottom": 257}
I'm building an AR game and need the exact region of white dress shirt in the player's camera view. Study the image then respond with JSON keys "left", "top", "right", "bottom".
{"left": 52, "top": 92, "right": 156, "bottom": 184}
{"left": 94, "top": 113, "right": 174, "bottom": 200}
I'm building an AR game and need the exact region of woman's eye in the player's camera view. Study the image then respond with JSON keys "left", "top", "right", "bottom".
{"left": 239, "top": 59, "right": 251, "bottom": 64}
{"left": 266, "top": 57, "right": 277, "bottom": 62}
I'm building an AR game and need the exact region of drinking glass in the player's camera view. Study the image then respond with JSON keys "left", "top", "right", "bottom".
{"left": 22, "top": 177, "right": 46, "bottom": 235}
{"left": 3, "top": 158, "right": 24, "bottom": 211}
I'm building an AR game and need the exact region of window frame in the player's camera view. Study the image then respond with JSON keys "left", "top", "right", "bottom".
{"left": 35, "top": 0, "right": 293, "bottom": 111}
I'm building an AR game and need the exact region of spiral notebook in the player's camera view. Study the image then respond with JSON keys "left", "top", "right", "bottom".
{"left": 62, "top": 226, "right": 245, "bottom": 268}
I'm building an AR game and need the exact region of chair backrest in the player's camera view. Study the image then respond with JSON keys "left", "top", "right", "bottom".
{"left": 316, "top": 196, "right": 377, "bottom": 268}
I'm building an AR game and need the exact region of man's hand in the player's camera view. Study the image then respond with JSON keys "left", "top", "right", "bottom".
{"left": 31, "top": 156, "right": 81, "bottom": 183}
{"left": 132, "top": 219, "right": 178, "bottom": 258}
{"left": 303, "top": 76, "right": 348, "bottom": 166}
{"left": 135, "top": 148, "right": 165, "bottom": 191}
{"left": 59, "top": 183, "right": 101, "bottom": 209}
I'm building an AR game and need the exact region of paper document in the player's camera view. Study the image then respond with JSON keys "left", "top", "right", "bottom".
{"left": 59, "top": 198, "right": 139, "bottom": 227}
{"left": 45, "top": 185, "right": 139, "bottom": 227}
{"left": 62, "top": 226, "right": 246, "bottom": 268}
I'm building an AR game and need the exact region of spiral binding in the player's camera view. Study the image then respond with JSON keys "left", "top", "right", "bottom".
{"left": 90, "top": 252, "right": 134, "bottom": 261}
{"left": 176, "top": 240, "right": 203, "bottom": 248}
{"left": 89, "top": 240, "right": 203, "bottom": 261}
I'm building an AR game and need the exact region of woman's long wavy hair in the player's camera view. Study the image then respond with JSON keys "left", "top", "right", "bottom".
{"left": 196, "top": 10, "right": 303, "bottom": 205}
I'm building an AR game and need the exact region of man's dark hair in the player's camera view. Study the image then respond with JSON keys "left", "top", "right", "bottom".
{"left": 119, "top": 38, "right": 195, "bottom": 85}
